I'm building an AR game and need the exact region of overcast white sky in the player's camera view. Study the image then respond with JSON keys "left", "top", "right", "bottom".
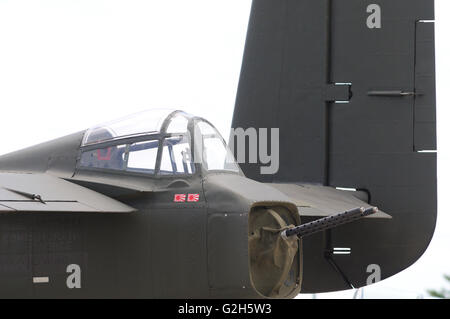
{"left": 0, "top": 0, "right": 449, "bottom": 298}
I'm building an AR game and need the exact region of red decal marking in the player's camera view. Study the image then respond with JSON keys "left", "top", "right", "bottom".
{"left": 174, "top": 194, "right": 186, "bottom": 202}
{"left": 187, "top": 194, "right": 200, "bottom": 202}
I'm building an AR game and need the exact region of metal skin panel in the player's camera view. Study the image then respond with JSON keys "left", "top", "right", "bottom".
{"left": 0, "top": 187, "right": 211, "bottom": 298}
{"left": 0, "top": 132, "right": 85, "bottom": 177}
{"left": 232, "top": 0, "right": 330, "bottom": 184}
{"left": 203, "top": 173, "right": 301, "bottom": 298}
{"left": 232, "top": 0, "right": 436, "bottom": 292}
{"left": 414, "top": 21, "right": 436, "bottom": 151}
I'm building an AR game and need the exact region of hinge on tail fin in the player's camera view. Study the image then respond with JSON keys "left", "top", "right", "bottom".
{"left": 324, "top": 83, "right": 352, "bottom": 103}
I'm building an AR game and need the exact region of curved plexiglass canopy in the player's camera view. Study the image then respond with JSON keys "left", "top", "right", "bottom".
{"left": 82, "top": 109, "right": 191, "bottom": 146}
{"left": 80, "top": 109, "right": 240, "bottom": 175}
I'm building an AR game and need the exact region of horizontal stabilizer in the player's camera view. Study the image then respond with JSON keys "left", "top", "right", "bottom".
{"left": 271, "top": 183, "right": 390, "bottom": 219}
{"left": 0, "top": 172, "right": 136, "bottom": 213}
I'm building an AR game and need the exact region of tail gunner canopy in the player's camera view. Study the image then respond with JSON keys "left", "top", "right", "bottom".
{"left": 79, "top": 109, "right": 240, "bottom": 175}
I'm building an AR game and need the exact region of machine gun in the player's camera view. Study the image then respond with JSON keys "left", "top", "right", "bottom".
{"left": 282, "top": 207, "right": 378, "bottom": 239}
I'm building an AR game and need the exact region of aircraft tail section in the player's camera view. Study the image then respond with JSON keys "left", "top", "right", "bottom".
{"left": 232, "top": 0, "right": 436, "bottom": 293}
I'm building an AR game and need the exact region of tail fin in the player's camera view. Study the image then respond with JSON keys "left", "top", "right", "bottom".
{"left": 232, "top": 0, "right": 436, "bottom": 293}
